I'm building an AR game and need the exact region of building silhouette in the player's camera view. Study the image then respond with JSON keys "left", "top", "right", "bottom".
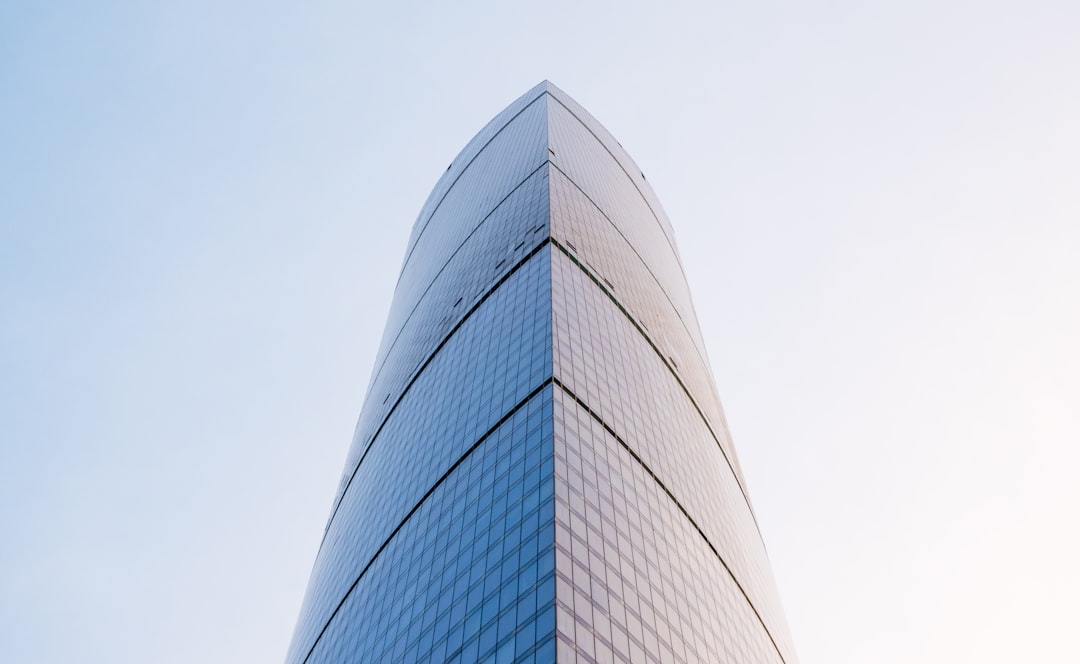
{"left": 287, "top": 81, "right": 797, "bottom": 664}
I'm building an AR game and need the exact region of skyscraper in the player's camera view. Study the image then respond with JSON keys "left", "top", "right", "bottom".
{"left": 287, "top": 81, "right": 797, "bottom": 664}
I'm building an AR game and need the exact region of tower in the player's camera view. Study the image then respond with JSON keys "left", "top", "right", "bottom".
{"left": 287, "top": 82, "right": 797, "bottom": 664}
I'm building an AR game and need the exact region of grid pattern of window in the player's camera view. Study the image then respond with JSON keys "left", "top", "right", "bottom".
{"left": 552, "top": 390, "right": 784, "bottom": 664}
{"left": 548, "top": 167, "right": 745, "bottom": 487}
{"left": 306, "top": 388, "right": 557, "bottom": 664}
{"left": 549, "top": 249, "right": 794, "bottom": 662}
{"left": 544, "top": 88, "right": 796, "bottom": 663}
{"left": 287, "top": 81, "right": 797, "bottom": 664}
{"left": 290, "top": 251, "right": 553, "bottom": 660}
{"left": 546, "top": 98, "right": 693, "bottom": 339}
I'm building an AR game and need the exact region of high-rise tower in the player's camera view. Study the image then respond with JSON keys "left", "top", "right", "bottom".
{"left": 287, "top": 82, "right": 797, "bottom": 664}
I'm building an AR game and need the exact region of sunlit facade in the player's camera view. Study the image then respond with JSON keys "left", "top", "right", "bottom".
{"left": 286, "top": 81, "right": 797, "bottom": 664}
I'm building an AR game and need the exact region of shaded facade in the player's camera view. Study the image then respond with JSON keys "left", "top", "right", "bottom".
{"left": 286, "top": 82, "right": 797, "bottom": 664}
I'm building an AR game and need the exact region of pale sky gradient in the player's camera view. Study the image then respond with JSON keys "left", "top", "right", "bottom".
{"left": 2, "top": 1, "right": 1078, "bottom": 662}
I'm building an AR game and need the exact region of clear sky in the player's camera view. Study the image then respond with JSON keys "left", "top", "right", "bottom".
{"left": 2, "top": 1, "right": 1078, "bottom": 662}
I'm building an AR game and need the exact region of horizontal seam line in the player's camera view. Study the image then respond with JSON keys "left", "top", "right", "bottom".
{"left": 318, "top": 240, "right": 553, "bottom": 547}
{"left": 551, "top": 378, "right": 787, "bottom": 664}
{"left": 547, "top": 93, "right": 683, "bottom": 271}
{"left": 547, "top": 161, "right": 713, "bottom": 376}
{"left": 300, "top": 379, "right": 555, "bottom": 664}
{"left": 364, "top": 162, "right": 549, "bottom": 396}
{"left": 551, "top": 238, "right": 760, "bottom": 531}
{"left": 399, "top": 91, "right": 548, "bottom": 276}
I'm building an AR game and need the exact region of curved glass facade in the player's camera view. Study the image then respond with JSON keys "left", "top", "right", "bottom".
{"left": 287, "top": 82, "right": 797, "bottom": 664}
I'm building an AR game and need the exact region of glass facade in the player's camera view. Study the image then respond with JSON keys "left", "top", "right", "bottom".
{"left": 287, "top": 82, "right": 797, "bottom": 664}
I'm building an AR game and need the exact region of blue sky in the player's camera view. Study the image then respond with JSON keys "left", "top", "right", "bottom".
{"left": 2, "top": 1, "right": 1078, "bottom": 662}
